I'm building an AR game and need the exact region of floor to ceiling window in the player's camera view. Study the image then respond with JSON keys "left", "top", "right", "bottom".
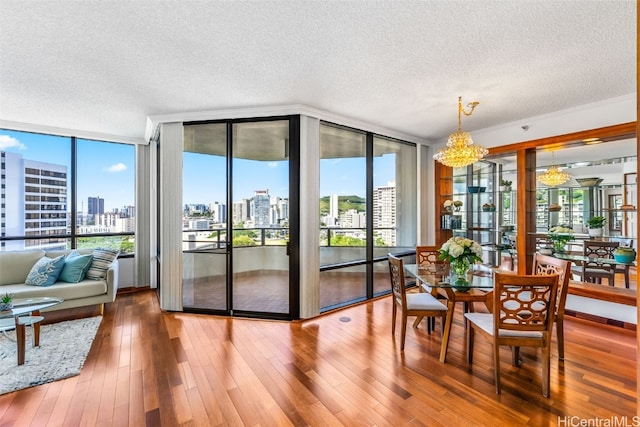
{"left": 0, "top": 129, "right": 135, "bottom": 253}
{"left": 319, "top": 122, "right": 417, "bottom": 311}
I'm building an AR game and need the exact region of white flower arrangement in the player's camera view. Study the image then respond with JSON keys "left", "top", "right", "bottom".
{"left": 443, "top": 200, "right": 453, "bottom": 208}
{"left": 438, "top": 236, "right": 483, "bottom": 264}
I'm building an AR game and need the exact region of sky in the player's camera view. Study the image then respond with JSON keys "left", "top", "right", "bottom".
{"left": 1, "top": 128, "right": 398, "bottom": 210}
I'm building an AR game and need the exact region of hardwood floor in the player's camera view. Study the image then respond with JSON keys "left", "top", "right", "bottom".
{"left": 0, "top": 289, "right": 636, "bottom": 426}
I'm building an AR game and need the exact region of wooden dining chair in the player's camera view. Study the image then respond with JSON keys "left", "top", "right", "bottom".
{"left": 414, "top": 245, "right": 488, "bottom": 337}
{"left": 388, "top": 254, "right": 448, "bottom": 351}
{"left": 415, "top": 245, "right": 442, "bottom": 269}
{"left": 532, "top": 253, "right": 572, "bottom": 360}
{"left": 465, "top": 272, "right": 559, "bottom": 397}
{"left": 414, "top": 246, "right": 444, "bottom": 332}
{"left": 570, "top": 240, "right": 619, "bottom": 286}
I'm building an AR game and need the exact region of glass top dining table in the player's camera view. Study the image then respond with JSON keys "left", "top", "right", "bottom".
{"left": 552, "top": 253, "right": 636, "bottom": 288}
{"left": 403, "top": 263, "right": 494, "bottom": 363}
{"left": 403, "top": 263, "right": 495, "bottom": 289}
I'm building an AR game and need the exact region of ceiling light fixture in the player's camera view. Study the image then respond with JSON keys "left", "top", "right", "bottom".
{"left": 433, "top": 96, "right": 488, "bottom": 168}
{"left": 537, "top": 152, "right": 572, "bottom": 187}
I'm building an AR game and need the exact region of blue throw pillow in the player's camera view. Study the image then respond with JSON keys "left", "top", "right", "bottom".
{"left": 59, "top": 251, "right": 94, "bottom": 283}
{"left": 25, "top": 255, "right": 65, "bottom": 286}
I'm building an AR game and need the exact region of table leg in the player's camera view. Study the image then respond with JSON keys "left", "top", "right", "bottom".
{"left": 439, "top": 299, "right": 456, "bottom": 363}
{"left": 32, "top": 310, "right": 41, "bottom": 347}
{"left": 624, "top": 265, "right": 630, "bottom": 289}
{"left": 15, "top": 317, "right": 26, "bottom": 366}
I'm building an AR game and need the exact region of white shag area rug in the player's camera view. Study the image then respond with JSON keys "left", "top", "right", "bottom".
{"left": 0, "top": 316, "right": 102, "bottom": 395}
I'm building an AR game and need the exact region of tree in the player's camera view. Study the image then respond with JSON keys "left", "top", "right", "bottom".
{"left": 331, "top": 235, "right": 366, "bottom": 246}
{"left": 233, "top": 235, "right": 256, "bottom": 247}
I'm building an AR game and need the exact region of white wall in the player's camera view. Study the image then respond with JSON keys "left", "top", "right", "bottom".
{"left": 116, "top": 257, "right": 135, "bottom": 289}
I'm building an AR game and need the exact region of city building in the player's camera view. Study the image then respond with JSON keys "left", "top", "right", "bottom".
{"left": 1, "top": 151, "right": 68, "bottom": 251}
{"left": 251, "top": 190, "right": 271, "bottom": 228}
{"left": 87, "top": 196, "right": 104, "bottom": 216}
{"left": 373, "top": 183, "right": 396, "bottom": 246}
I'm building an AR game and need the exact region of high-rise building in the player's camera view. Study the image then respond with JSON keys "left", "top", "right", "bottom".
{"left": 251, "top": 190, "right": 270, "bottom": 227}
{"left": 1, "top": 151, "right": 68, "bottom": 251}
{"left": 373, "top": 184, "right": 396, "bottom": 245}
{"left": 278, "top": 198, "right": 289, "bottom": 224}
{"left": 232, "top": 199, "right": 252, "bottom": 225}
{"left": 329, "top": 194, "right": 339, "bottom": 223}
{"left": 210, "top": 201, "right": 226, "bottom": 224}
{"left": 87, "top": 196, "right": 104, "bottom": 216}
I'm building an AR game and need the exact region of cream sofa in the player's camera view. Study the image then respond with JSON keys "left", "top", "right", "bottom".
{"left": 0, "top": 249, "right": 118, "bottom": 313}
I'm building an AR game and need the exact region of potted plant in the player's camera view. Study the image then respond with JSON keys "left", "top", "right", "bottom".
{"left": 482, "top": 203, "right": 496, "bottom": 212}
{"left": 499, "top": 180, "right": 512, "bottom": 192}
{"left": 585, "top": 216, "right": 606, "bottom": 237}
{"left": 548, "top": 225, "right": 574, "bottom": 254}
{"left": 0, "top": 292, "right": 13, "bottom": 311}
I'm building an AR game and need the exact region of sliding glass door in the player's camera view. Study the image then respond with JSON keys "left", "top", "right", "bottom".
{"left": 182, "top": 118, "right": 297, "bottom": 319}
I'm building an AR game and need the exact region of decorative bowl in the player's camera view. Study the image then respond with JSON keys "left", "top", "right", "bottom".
{"left": 467, "top": 186, "right": 486, "bottom": 193}
{"left": 575, "top": 177, "right": 603, "bottom": 187}
{"left": 549, "top": 204, "right": 562, "bottom": 212}
{"left": 613, "top": 248, "right": 636, "bottom": 264}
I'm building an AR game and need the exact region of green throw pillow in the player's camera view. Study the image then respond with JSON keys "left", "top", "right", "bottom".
{"left": 59, "top": 251, "right": 94, "bottom": 283}
{"left": 25, "top": 255, "right": 65, "bottom": 286}
{"left": 85, "top": 248, "right": 119, "bottom": 280}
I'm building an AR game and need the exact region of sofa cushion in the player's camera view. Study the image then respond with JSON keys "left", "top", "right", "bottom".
{"left": 25, "top": 255, "right": 65, "bottom": 287}
{"left": 86, "top": 248, "right": 119, "bottom": 280}
{"left": 2, "top": 279, "right": 108, "bottom": 301}
{"left": 0, "top": 250, "right": 46, "bottom": 286}
{"left": 59, "top": 251, "right": 93, "bottom": 283}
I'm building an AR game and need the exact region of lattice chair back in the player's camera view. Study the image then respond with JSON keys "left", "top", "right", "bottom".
{"left": 494, "top": 272, "right": 558, "bottom": 334}
{"left": 532, "top": 253, "right": 571, "bottom": 315}
{"left": 584, "top": 240, "right": 619, "bottom": 260}
{"left": 415, "top": 246, "right": 442, "bottom": 267}
{"left": 388, "top": 254, "right": 407, "bottom": 307}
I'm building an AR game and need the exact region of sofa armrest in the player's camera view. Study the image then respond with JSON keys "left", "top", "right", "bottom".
{"left": 105, "top": 259, "right": 119, "bottom": 302}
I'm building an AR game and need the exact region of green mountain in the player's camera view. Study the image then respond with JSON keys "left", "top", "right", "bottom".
{"left": 319, "top": 195, "right": 366, "bottom": 216}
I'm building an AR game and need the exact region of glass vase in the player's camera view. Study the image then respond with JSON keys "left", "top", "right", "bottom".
{"left": 450, "top": 258, "right": 471, "bottom": 292}
{"left": 552, "top": 240, "right": 566, "bottom": 255}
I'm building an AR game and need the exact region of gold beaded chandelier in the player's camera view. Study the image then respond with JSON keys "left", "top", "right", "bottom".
{"left": 433, "top": 96, "right": 488, "bottom": 168}
{"left": 537, "top": 151, "right": 572, "bottom": 187}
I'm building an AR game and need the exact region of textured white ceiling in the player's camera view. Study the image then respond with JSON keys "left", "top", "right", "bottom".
{"left": 0, "top": 0, "right": 636, "bottom": 142}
